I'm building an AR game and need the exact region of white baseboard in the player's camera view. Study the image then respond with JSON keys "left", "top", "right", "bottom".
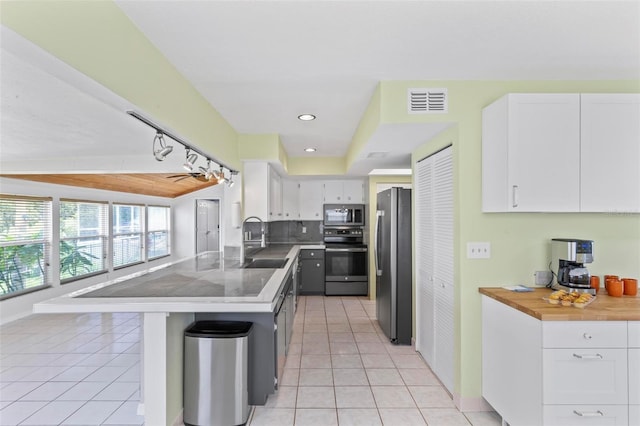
{"left": 172, "top": 409, "right": 184, "bottom": 426}
{"left": 453, "top": 393, "right": 495, "bottom": 412}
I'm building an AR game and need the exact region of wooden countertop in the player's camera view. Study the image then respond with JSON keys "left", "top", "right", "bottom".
{"left": 479, "top": 287, "right": 640, "bottom": 321}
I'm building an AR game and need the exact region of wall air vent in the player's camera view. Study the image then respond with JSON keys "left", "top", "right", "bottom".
{"left": 408, "top": 88, "right": 448, "bottom": 114}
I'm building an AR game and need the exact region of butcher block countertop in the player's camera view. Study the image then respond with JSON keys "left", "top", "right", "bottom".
{"left": 479, "top": 287, "right": 640, "bottom": 321}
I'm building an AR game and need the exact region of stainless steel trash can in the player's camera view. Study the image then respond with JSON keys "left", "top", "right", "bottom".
{"left": 184, "top": 320, "right": 253, "bottom": 426}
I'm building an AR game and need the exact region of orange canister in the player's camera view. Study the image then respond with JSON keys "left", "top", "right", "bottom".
{"left": 604, "top": 275, "right": 619, "bottom": 292}
{"left": 607, "top": 279, "right": 624, "bottom": 297}
{"left": 590, "top": 276, "right": 600, "bottom": 294}
{"left": 623, "top": 278, "right": 638, "bottom": 296}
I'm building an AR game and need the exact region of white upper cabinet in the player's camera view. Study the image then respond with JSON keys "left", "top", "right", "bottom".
{"left": 243, "top": 162, "right": 282, "bottom": 221}
{"left": 323, "top": 180, "right": 365, "bottom": 203}
{"left": 299, "top": 181, "right": 324, "bottom": 220}
{"left": 281, "top": 179, "right": 300, "bottom": 219}
{"left": 482, "top": 93, "right": 581, "bottom": 212}
{"left": 268, "top": 167, "right": 282, "bottom": 220}
{"left": 580, "top": 94, "right": 640, "bottom": 213}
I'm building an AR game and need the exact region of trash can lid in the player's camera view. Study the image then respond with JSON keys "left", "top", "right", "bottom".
{"left": 185, "top": 320, "right": 253, "bottom": 338}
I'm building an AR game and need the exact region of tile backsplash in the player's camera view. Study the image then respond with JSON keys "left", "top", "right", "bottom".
{"left": 268, "top": 220, "right": 323, "bottom": 243}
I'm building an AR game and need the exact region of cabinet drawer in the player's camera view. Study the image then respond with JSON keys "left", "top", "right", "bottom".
{"left": 630, "top": 404, "right": 640, "bottom": 426}
{"left": 300, "top": 249, "right": 324, "bottom": 260}
{"left": 543, "top": 405, "right": 628, "bottom": 426}
{"left": 629, "top": 321, "right": 640, "bottom": 348}
{"left": 630, "top": 348, "right": 640, "bottom": 405}
{"left": 543, "top": 348, "right": 628, "bottom": 405}
{"left": 543, "top": 321, "right": 627, "bottom": 348}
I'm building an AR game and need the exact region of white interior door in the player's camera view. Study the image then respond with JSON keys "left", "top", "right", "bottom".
{"left": 415, "top": 146, "right": 454, "bottom": 393}
{"left": 196, "top": 200, "right": 220, "bottom": 254}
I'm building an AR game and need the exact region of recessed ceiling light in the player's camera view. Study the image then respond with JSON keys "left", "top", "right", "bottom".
{"left": 298, "top": 114, "right": 316, "bottom": 121}
{"left": 304, "top": 148, "right": 317, "bottom": 153}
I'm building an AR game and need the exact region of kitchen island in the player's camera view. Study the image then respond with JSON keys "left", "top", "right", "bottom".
{"left": 479, "top": 287, "right": 640, "bottom": 426}
{"left": 34, "top": 246, "right": 307, "bottom": 426}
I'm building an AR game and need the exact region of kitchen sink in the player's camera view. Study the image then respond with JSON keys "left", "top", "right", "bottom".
{"left": 242, "top": 258, "right": 288, "bottom": 269}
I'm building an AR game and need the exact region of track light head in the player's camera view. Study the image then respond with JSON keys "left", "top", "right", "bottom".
{"left": 183, "top": 149, "right": 198, "bottom": 171}
{"left": 199, "top": 160, "right": 215, "bottom": 180}
{"left": 153, "top": 132, "right": 173, "bottom": 161}
{"left": 215, "top": 166, "right": 227, "bottom": 184}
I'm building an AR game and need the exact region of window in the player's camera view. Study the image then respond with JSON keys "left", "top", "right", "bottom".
{"left": 147, "top": 206, "right": 170, "bottom": 259}
{"left": 0, "top": 195, "right": 51, "bottom": 298}
{"left": 113, "top": 204, "right": 143, "bottom": 268}
{"left": 59, "top": 199, "right": 108, "bottom": 282}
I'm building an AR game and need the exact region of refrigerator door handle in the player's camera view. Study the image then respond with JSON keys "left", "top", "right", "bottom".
{"left": 374, "top": 210, "right": 384, "bottom": 276}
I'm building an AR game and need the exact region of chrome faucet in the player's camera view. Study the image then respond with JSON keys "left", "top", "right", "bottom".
{"left": 242, "top": 216, "right": 266, "bottom": 264}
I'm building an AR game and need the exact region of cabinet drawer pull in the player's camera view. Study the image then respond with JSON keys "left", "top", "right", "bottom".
{"left": 573, "top": 410, "right": 603, "bottom": 417}
{"left": 583, "top": 333, "right": 592, "bottom": 340}
{"left": 512, "top": 185, "right": 519, "bottom": 208}
{"left": 572, "top": 353, "right": 603, "bottom": 360}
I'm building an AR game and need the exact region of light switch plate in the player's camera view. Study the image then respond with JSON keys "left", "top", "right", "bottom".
{"left": 467, "top": 242, "right": 491, "bottom": 259}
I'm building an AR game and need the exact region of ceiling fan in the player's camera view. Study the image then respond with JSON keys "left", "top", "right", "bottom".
{"left": 166, "top": 172, "right": 213, "bottom": 183}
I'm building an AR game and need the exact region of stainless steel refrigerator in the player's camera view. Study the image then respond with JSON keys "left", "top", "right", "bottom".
{"left": 374, "top": 187, "right": 412, "bottom": 345}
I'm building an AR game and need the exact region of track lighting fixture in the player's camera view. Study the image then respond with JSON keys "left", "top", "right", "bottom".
{"left": 183, "top": 149, "right": 198, "bottom": 172}
{"left": 215, "top": 166, "right": 227, "bottom": 184}
{"left": 127, "top": 111, "right": 239, "bottom": 184}
{"left": 227, "top": 172, "right": 235, "bottom": 188}
{"left": 198, "top": 160, "right": 215, "bottom": 181}
{"left": 153, "top": 132, "right": 173, "bottom": 161}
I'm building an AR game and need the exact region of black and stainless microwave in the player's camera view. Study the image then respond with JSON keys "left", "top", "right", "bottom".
{"left": 323, "top": 204, "right": 365, "bottom": 226}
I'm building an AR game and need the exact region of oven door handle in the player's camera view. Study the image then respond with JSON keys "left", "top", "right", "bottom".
{"left": 325, "top": 247, "right": 368, "bottom": 252}
{"left": 374, "top": 210, "right": 384, "bottom": 277}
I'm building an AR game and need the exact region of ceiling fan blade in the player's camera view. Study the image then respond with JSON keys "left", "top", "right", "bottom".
{"left": 166, "top": 174, "right": 188, "bottom": 179}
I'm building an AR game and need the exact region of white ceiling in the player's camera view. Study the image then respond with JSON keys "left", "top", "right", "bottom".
{"left": 1, "top": 1, "right": 639, "bottom": 177}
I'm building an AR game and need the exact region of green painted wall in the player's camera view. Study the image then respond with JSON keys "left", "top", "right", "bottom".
{"left": 346, "top": 84, "right": 382, "bottom": 169}
{"left": 1, "top": 0, "right": 240, "bottom": 169}
{"left": 391, "top": 80, "right": 640, "bottom": 401}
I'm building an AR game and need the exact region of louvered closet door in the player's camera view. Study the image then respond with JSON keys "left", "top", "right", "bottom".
{"left": 432, "top": 147, "right": 454, "bottom": 393}
{"left": 415, "top": 146, "right": 454, "bottom": 394}
{"left": 415, "top": 155, "right": 435, "bottom": 366}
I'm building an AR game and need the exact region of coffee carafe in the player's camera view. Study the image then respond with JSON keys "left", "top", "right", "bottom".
{"left": 551, "top": 238, "right": 594, "bottom": 294}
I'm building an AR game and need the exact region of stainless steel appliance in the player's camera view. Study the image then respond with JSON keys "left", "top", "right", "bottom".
{"left": 551, "top": 238, "right": 594, "bottom": 294}
{"left": 323, "top": 204, "right": 365, "bottom": 227}
{"left": 324, "top": 226, "right": 368, "bottom": 295}
{"left": 375, "top": 187, "right": 412, "bottom": 345}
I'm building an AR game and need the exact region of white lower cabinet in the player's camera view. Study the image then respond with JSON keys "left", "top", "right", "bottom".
{"left": 543, "top": 349, "right": 628, "bottom": 405}
{"left": 630, "top": 404, "right": 640, "bottom": 426}
{"left": 482, "top": 296, "right": 636, "bottom": 426}
{"left": 543, "top": 405, "right": 628, "bottom": 426}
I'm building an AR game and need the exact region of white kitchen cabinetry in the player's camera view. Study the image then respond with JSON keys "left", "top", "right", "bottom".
{"left": 630, "top": 322, "right": 640, "bottom": 425}
{"left": 281, "top": 179, "right": 299, "bottom": 219}
{"left": 268, "top": 167, "right": 282, "bottom": 220}
{"left": 482, "top": 296, "right": 636, "bottom": 426}
{"left": 323, "top": 180, "right": 364, "bottom": 203}
{"left": 243, "top": 162, "right": 282, "bottom": 222}
{"left": 415, "top": 146, "right": 454, "bottom": 393}
{"left": 580, "top": 94, "right": 640, "bottom": 213}
{"left": 482, "top": 93, "right": 581, "bottom": 212}
{"left": 299, "top": 181, "right": 324, "bottom": 221}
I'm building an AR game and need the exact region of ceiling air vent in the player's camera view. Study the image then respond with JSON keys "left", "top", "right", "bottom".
{"left": 408, "top": 88, "right": 448, "bottom": 114}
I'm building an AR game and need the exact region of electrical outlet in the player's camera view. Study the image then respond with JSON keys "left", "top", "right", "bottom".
{"left": 301, "top": 226, "right": 307, "bottom": 234}
{"left": 534, "top": 270, "right": 552, "bottom": 286}
{"left": 467, "top": 242, "right": 491, "bottom": 259}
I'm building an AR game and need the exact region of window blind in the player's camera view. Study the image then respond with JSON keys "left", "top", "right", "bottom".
{"left": 147, "top": 205, "right": 170, "bottom": 259}
{"left": 0, "top": 195, "right": 52, "bottom": 297}
{"left": 59, "top": 200, "right": 108, "bottom": 282}
{"left": 112, "top": 204, "right": 143, "bottom": 268}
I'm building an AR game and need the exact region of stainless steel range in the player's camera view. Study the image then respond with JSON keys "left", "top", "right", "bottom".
{"left": 323, "top": 226, "right": 368, "bottom": 296}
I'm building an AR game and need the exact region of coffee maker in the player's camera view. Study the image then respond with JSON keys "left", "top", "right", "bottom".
{"left": 551, "top": 238, "right": 594, "bottom": 294}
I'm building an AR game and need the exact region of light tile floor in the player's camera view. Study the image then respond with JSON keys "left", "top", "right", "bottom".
{"left": 247, "top": 296, "right": 502, "bottom": 426}
{"left": 0, "top": 296, "right": 501, "bottom": 425}
{"left": 0, "top": 312, "right": 143, "bottom": 425}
